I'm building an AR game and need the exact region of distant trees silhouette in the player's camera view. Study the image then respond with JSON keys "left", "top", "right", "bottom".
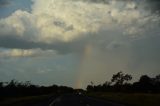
{"left": 133, "top": 75, "right": 160, "bottom": 93}
{"left": 1, "top": 71, "right": 160, "bottom": 100}
{"left": 111, "top": 71, "right": 132, "bottom": 86}
{"left": 0, "top": 80, "right": 73, "bottom": 100}
{"left": 87, "top": 71, "right": 160, "bottom": 93}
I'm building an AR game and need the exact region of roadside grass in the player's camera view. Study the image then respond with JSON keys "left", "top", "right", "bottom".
{"left": 0, "top": 94, "right": 53, "bottom": 106}
{"left": 87, "top": 92, "right": 160, "bottom": 106}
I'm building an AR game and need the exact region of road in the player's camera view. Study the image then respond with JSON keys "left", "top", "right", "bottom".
{"left": 49, "top": 94, "right": 126, "bottom": 106}
{"left": 1, "top": 94, "right": 126, "bottom": 106}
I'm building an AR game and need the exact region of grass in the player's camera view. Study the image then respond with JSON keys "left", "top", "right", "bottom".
{"left": 0, "top": 94, "right": 53, "bottom": 106}
{"left": 87, "top": 92, "right": 160, "bottom": 106}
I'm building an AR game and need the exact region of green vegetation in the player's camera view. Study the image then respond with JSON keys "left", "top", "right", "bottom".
{"left": 87, "top": 92, "right": 160, "bottom": 106}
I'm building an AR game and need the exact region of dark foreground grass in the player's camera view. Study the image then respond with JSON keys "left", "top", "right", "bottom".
{"left": 0, "top": 94, "right": 54, "bottom": 106}
{"left": 87, "top": 92, "right": 160, "bottom": 106}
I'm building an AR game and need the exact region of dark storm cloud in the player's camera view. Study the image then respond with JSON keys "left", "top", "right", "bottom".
{"left": 85, "top": 0, "right": 160, "bottom": 13}
{"left": 0, "top": 35, "right": 87, "bottom": 54}
{"left": 139, "top": 0, "right": 160, "bottom": 13}
{"left": 0, "top": 31, "right": 112, "bottom": 55}
{"left": 0, "top": 0, "right": 11, "bottom": 7}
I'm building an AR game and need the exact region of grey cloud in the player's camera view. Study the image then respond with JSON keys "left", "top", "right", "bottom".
{"left": 0, "top": 32, "right": 113, "bottom": 55}
{"left": 126, "top": 34, "right": 160, "bottom": 76}
{"left": 0, "top": 35, "right": 87, "bottom": 54}
{"left": 86, "top": 0, "right": 160, "bottom": 14}
{"left": 80, "top": 0, "right": 160, "bottom": 14}
{"left": 0, "top": 0, "right": 11, "bottom": 7}
{"left": 80, "top": 0, "right": 130, "bottom": 4}
{"left": 53, "top": 20, "right": 74, "bottom": 31}
{"left": 138, "top": 0, "right": 160, "bottom": 13}
{"left": 0, "top": 52, "right": 78, "bottom": 86}
{"left": 131, "top": 34, "right": 160, "bottom": 64}
{"left": 82, "top": 0, "right": 110, "bottom": 4}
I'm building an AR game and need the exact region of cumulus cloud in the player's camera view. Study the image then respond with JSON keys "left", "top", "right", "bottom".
{"left": 0, "top": 0, "right": 159, "bottom": 45}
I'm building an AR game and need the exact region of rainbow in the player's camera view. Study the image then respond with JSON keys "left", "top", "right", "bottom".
{"left": 74, "top": 43, "right": 93, "bottom": 88}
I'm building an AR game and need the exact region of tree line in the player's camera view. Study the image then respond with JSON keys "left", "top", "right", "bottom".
{"left": 87, "top": 71, "right": 160, "bottom": 93}
{"left": 0, "top": 80, "right": 73, "bottom": 100}
{"left": 1, "top": 71, "right": 160, "bottom": 100}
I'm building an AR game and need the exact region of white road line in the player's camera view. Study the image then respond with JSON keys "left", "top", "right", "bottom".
{"left": 86, "top": 104, "right": 90, "bottom": 106}
{"left": 49, "top": 98, "right": 61, "bottom": 106}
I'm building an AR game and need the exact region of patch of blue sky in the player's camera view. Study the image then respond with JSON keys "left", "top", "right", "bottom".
{"left": 0, "top": 0, "right": 32, "bottom": 18}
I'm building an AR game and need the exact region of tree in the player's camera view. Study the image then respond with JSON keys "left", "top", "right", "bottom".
{"left": 6, "top": 80, "right": 18, "bottom": 88}
{"left": 155, "top": 74, "right": 160, "bottom": 91}
{"left": 0, "top": 82, "right": 3, "bottom": 88}
{"left": 103, "top": 81, "right": 111, "bottom": 86}
{"left": 155, "top": 74, "right": 160, "bottom": 82}
{"left": 111, "top": 71, "right": 132, "bottom": 86}
{"left": 87, "top": 85, "right": 94, "bottom": 92}
{"left": 139, "top": 75, "right": 152, "bottom": 84}
{"left": 133, "top": 75, "right": 153, "bottom": 92}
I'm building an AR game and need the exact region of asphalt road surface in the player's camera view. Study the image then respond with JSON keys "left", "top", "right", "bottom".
{"left": 49, "top": 94, "right": 126, "bottom": 106}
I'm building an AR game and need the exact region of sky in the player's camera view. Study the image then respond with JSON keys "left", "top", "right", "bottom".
{"left": 0, "top": 0, "right": 160, "bottom": 89}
